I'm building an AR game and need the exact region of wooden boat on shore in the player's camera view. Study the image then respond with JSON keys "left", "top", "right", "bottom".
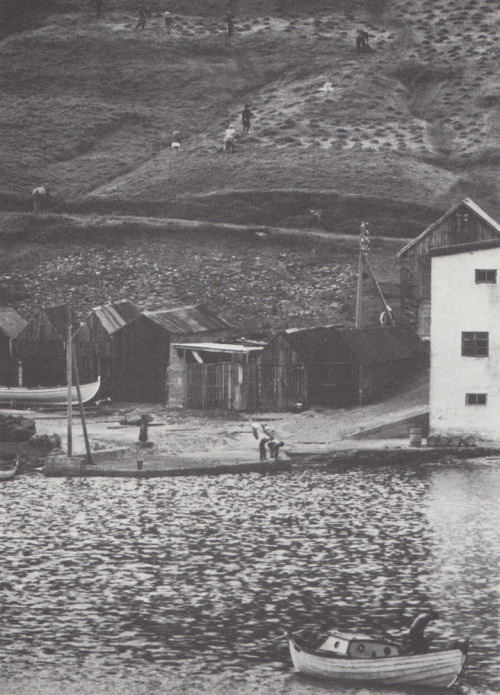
{"left": 289, "top": 627, "right": 468, "bottom": 689}
{"left": 0, "top": 457, "right": 19, "bottom": 480}
{"left": 0, "top": 377, "right": 100, "bottom": 407}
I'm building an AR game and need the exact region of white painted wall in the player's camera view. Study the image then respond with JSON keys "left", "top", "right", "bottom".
{"left": 430, "top": 247, "right": 500, "bottom": 439}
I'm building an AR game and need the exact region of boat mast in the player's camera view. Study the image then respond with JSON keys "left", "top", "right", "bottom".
{"left": 66, "top": 303, "right": 72, "bottom": 456}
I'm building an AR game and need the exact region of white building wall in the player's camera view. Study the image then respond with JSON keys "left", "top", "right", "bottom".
{"left": 430, "top": 247, "right": 500, "bottom": 439}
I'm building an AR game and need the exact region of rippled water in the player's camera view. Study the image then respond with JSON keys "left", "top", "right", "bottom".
{"left": 0, "top": 461, "right": 498, "bottom": 695}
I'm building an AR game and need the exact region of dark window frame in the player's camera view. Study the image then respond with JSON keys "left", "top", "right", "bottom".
{"left": 462, "top": 331, "right": 489, "bottom": 357}
{"left": 475, "top": 269, "right": 497, "bottom": 284}
{"left": 465, "top": 393, "right": 487, "bottom": 406}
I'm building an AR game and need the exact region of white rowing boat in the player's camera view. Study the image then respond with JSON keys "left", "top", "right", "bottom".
{"left": 0, "top": 457, "right": 19, "bottom": 481}
{"left": 0, "top": 377, "right": 100, "bottom": 407}
{"left": 289, "top": 627, "right": 468, "bottom": 688}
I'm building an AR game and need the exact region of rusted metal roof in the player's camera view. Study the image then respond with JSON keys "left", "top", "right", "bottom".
{"left": 0, "top": 308, "right": 27, "bottom": 339}
{"left": 144, "top": 304, "right": 232, "bottom": 335}
{"left": 89, "top": 300, "right": 140, "bottom": 335}
{"left": 397, "top": 198, "right": 500, "bottom": 257}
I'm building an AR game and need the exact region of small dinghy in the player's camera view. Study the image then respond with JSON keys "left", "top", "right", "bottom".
{"left": 289, "top": 626, "right": 468, "bottom": 689}
{"left": 0, "top": 456, "right": 19, "bottom": 481}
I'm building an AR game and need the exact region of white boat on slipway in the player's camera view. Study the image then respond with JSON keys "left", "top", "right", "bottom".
{"left": 289, "top": 627, "right": 468, "bottom": 689}
{"left": 0, "top": 377, "right": 100, "bottom": 407}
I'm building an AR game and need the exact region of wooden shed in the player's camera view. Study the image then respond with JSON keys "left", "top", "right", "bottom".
{"left": 172, "top": 342, "right": 264, "bottom": 410}
{"left": 0, "top": 308, "right": 27, "bottom": 386}
{"left": 143, "top": 304, "right": 234, "bottom": 406}
{"left": 75, "top": 300, "right": 140, "bottom": 398}
{"left": 16, "top": 305, "right": 80, "bottom": 386}
{"left": 104, "top": 304, "right": 234, "bottom": 404}
{"left": 397, "top": 198, "right": 500, "bottom": 339}
{"left": 256, "top": 326, "right": 423, "bottom": 409}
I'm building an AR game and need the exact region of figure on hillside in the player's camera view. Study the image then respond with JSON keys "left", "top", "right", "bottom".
{"left": 226, "top": 11, "right": 235, "bottom": 37}
{"left": 164, "top": 11, "right": 173, "bottom": 33}
{"left": 135, "top": 5, "right": 147, "bottom": 30}
{"left": 241, "top": 104, "right": 255, "bottom": 133}
{"left": 32, "top": 186, "right": 50, "bottom": 213}
{"left": 223, "top": 124, "right": 237, "bottom": 153}
{"left": 93, "top": 0, "right": 104, "bottom": 18}
{"left": 171, "top": 130, "right": 181, "bottom": 151}
{"left": 356, "top": 29, "right": 370, "bottom": 51}
{"left": 408, "top": 611, "right": 440, "bottom": 654}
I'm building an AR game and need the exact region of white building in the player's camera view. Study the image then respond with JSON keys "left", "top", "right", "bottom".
{"left": 430, "top": 239, "right": 500, "bottom": 440}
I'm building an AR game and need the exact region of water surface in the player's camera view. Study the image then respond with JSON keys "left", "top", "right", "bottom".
{"left": 0, "top": 462, "right": 498, "bottom": 694}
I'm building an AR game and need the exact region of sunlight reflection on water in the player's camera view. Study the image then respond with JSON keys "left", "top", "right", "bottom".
{"left": 0, "top": 461, "right": 498, "bottom": 695}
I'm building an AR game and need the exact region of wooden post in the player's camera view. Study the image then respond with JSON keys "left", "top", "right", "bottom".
{"left": 66, "top": 304, "right": 73, "bottom": 457}
{"left": 72, "top": 350, "right": 93, "bottom": 466}
{"left": 355, "top": 221, "right": 369, "bottom": 329}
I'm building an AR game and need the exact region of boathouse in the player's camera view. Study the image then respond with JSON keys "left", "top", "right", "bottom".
{"left": 397, "top": 198, "right": 500, "bottom": 340}
{"left": 171, "top": 342, "right": 265, "bottom": 410}
{"left": 256, "top": 326, "right": 422, "bottom": 409}
{"left": 0, "top": 308, "right": 27, "bottom": 386}
{"left": 75, "top": 300, "right": 140, "bottom": 398}
{"left": 15, "top": 305, "right": 80, "bottom": 386}
{"left": 108, "top": 304, "right": 234, "bottom": 404}
{"left": 430, "top": 239, "right": 500, "bottom": 440}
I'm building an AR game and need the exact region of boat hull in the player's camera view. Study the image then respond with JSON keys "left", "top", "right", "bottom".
{"left": 289, "top": 637, "right": 466, "bottom": 688}
{"left": 0, "top": 459, "right": 18, "bottom": 480}
{"left": 0, "top": 378, "right": 100, "bottom": 406}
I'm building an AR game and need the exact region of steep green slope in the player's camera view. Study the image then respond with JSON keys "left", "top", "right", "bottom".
{"left": 0, "top": 0, "right": 499, "bottom": 231}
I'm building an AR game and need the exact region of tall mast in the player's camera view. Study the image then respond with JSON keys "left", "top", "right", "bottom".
{"left": 66, "top": 303, "right": 73, "bottom": 457}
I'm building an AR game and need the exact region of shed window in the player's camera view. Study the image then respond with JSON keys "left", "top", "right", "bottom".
{"left": 466, "top": 393, "right": 487, "bottom": 405}
{"left": 475, "top": 269, "right": 497, "bottom": 284}
{"left": 455, "top": 212, "right": 469, "bottom": 231}
{"left": 462, "top": 332, "right": 489, "bottom": 357}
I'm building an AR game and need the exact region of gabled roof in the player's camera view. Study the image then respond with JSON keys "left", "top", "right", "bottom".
{"left": 88, "top": 300, "right": 140, "bottom": 335}
{"left": 143, "top": 303, "right": 232, "bottom": 334}
{"left": 42, "top": 305, "right": 80, "bottom": 337}
{"left": 280, "top": 326, "right": 421, "bottom": 365}
{"left": 335, "top": 328, "right": 421, "bottom": 365}
{"left": 0, "top": 308, "right": 27, "bottom": 339}
{"left": 397, "top": 198, "right": 500, "bottom": 257}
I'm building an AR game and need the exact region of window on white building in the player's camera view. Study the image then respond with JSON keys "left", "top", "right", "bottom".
{"left": 475, "top": 269, "right": 497, "bottom": 284}
{"left": 462, "top": 332, "right": 489, "bottom": 357}
{"left": 466, "top": 393, "right": 487, "bottom": 405}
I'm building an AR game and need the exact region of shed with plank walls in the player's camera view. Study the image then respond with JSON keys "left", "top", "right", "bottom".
{"left": 0, "top": 309, "right": 27, "bottom": 386}
{"left": 257, "top": 326, "right": 423, "bottom": 409}
{"left": 15, "top": 305, "right": 81, "bottom": 386}
{"left": 108, "top": 304, "right": 234, "bottom": 404}
{"left": 75, "top": 300, "right": 140, "bottom": 398}
{"left": 397, "top": 199, "right": 500, "bottom": 340}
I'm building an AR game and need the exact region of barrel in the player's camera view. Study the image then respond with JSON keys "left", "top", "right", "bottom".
{"left": 462, "top": 434, "right": 476, "bottom": 447}
{"left": 427, "top": 434, "right": 438, "bottom": 447}
{"left": 437, "top": 435, "right": 450, "bottom": 447}
{"left": 409, "top": 428, "right": 422, "bottom": 447}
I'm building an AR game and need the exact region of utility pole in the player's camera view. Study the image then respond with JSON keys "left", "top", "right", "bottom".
{"left": 66, "top": 303, "right": 73, "bottom": 457}
{"left": 355, "top": 221, "right": 369, "bottom": 329}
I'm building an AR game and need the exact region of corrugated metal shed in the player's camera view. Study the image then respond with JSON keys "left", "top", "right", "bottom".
{"left": 0, "top": 308, "right": 27, "bottom": 339}
{"left": 88, "top": 300, "right": 140, "bottom": 336}
{"left": 397, "top": 198, "right": 500, "bottom": 257}
{"left": 336, "top": 328, "right": 421, "bottom": 365}
{"left": 144, "top": 303, "right": 232, "bottom": 335}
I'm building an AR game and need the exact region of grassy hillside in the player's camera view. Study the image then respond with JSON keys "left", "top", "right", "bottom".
{"left": 1, "top": 0, "right": 499, "bottom": 232}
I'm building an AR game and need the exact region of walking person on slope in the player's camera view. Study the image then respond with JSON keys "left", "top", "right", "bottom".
{"left": 241, "top": 104, "right": 255, "bottom": 133}
{"left": 164, "top": 11, "right": 173, "bottom": 33}
{"left": 223, "top": 124, "right": 236, "bottom": 153}
{"left": 135, "top": 5, "right": 147, "bottom": 30}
